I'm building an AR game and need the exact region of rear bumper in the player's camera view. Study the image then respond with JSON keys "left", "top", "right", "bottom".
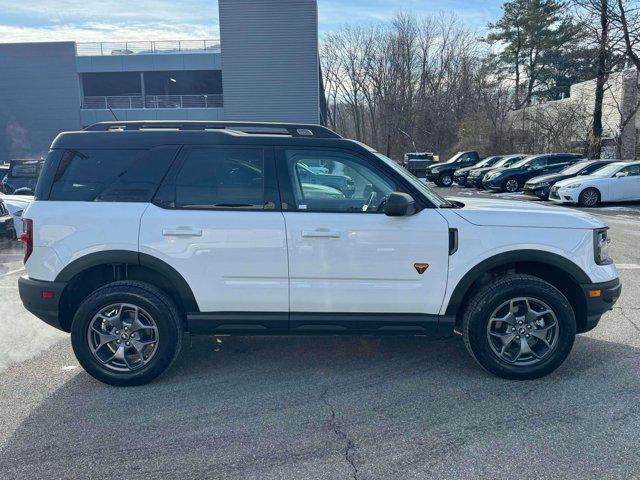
{"left": 18, "top": 276, "right": 67, "bottom": 331}
{"left": 579, "top": 278, "right": 621, "bottom": 333}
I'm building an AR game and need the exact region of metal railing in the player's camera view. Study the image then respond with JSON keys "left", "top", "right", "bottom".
{"left": 82, "top": 95, "right": 224, "bottom": 109}
{"left": 76, "top": 40, "right": 220, "bottom": 56}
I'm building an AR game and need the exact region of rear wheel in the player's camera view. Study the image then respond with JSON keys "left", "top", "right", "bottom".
{"left": 503, "top": 177, "right": 520, "bottom": 193}
{"left": 578, "top": 187, "right": 600, "bottom": 207}
{"left": 462, "top": 274, "right": 576, "bottom": 380}
{"left": 71, "top": 281, "right": 183, "bottom": 386}
{"left": 439, "top": 173, "right": 453, "bottom": 187}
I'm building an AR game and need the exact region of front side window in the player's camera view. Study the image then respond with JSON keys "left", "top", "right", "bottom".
{"left": 619, "top": 164, "right": 640, "bottom": 177}
{"left": 528, "top": 158, "right": 548, "bottom": 169}
{"left": 285, "top": 149, "right": 396, "bottom": 213}
{"left": 175, "top": 148, "right": 266, "bottom": 209}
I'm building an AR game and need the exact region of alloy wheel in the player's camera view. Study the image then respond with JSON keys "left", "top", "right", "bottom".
{"left": 87, "top": 303, "right": 159, "bottom": 372}
{"left": 486, "top": 297, "right": 559, "bottom": 366}
{"left": 581, "top": 189, "right": 599, "bottom": 207}
{"left": 505, "top": 179, "right": 519, "bottom": 192}
{"left": 441, "top": 175, "right": 453, "bottom": 186}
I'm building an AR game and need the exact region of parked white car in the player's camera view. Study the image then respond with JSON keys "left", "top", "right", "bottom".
{"left": 549, "top": 161, "right": 640, "bottom": 207}
{"left": 0, "top": 193, "right": 33, "bottom": 234}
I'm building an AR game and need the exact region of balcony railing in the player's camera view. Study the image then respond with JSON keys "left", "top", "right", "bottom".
{"left": 76, "top": 40, "right": 220, "bottom": 56}
{"left": 82, "top": 95, "right": 224, "bottom": 109}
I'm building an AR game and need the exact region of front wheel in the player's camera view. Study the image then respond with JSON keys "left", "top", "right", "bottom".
{"left": 578, "top": 187, "right": 600, "bottom": 207}
{"left": 439, "top": 174, "right": 453, "bottom": 187}
{"left": 503, "top": 177, "right": 520, "bottom": 193}
{"left": 71, "top": 281, "right": 183, "bottom": 386}
{"left": 462, "top": 274, "right": 576, "bottom": 380}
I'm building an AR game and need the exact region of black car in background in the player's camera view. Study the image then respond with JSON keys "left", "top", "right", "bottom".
{"left": 425, "top": 151, "right": 481, "bottom": 187}
{"left": 0, "top": 159, "right": 43, "bottom": 195}
{"left": 453, "top": 155, "right": 504, "bottom": 186}
{"left": 467, "top": 154, "right": 526, "bottom": 188}
{"left": 482, "top": 153, "right": 583, "bottom": 193}
{"left": 523, "top": 159, "right": 620, "bottom": 199}
{"left": 0, "top": 200, "right": 16, "bottom": 241}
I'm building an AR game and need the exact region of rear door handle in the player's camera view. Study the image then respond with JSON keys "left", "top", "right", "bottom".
{"left": 302, "top": 228, "right": 341, "bottom": 238}
{"left": 162, "top": 227, "right": 203, "bottom": 237}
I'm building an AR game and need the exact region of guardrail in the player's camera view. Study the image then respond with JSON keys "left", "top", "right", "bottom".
{"left": 82, "top": 95, "right": 224, "bottom": 109}
{"left": 76, "top": 40, "right": 220, "bottom": 56}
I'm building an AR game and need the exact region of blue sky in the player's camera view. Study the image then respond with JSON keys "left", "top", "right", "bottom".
{"left": 0, "top": 0, "right": 504, "bottom": 42}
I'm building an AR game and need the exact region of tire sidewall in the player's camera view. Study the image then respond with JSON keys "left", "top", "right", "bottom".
{"left": 440, "top": 174, "right": 453, "bottom": 187}
{"left": 71, "top": 286, "right": 181, "bottom": 386}
{"left": 465, "top": 278, "right": 576, "bottom": 379}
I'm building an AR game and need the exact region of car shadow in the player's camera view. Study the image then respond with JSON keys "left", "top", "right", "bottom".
{"left": 1, "top": 333, "right": 640, "bottom": 478}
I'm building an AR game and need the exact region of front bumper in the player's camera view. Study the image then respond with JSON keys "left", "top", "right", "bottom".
{"left": 523, "top": 184, "right": 550, "bottom": 198}
{"left": 549, "top": 186, "right": 580, "bottom": 203}
{"left": 579, "top": 278, "right": 621, "bottom": 333}
{"left": 18, "top": 276, "right": 68, "bottom": 331}
{"left": 482, "top": 176, "right": 504, "bottom": 190}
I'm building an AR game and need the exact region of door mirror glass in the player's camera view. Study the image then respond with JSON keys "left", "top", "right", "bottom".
{"left": 385, "top": 192, "right": 416, "bottom": 217}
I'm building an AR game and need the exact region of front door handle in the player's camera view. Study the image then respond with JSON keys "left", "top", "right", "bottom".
{"left": 162, "top": 227, "right": 203, "bottom": 237}
{"left": 302, "top": 228, "right": 341, "bottom": 238}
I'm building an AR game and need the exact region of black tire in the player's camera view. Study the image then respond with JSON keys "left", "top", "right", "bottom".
{"left": 71, "top": 281, "right": 183, "bottom": 386}
{"left": 462, "top": 274, "right": 576, "bottom": 380}
{"left": 439, "top": 174, "right": 453, "bottom": 187}
{"left": 502, "top": 177, "right": 520, "bottom": 193}
{"left": 578, "top": 187, "right": 600, "bottom": 207}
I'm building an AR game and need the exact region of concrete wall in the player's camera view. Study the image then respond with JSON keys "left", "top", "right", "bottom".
{"left": 219, "top": 0, "right": 320, "bottom": 123}
{"left": 0, "top": 42, "right": 81, "bottom": 161}
{"left": 76, "top": 52, "right": 221, "bottom": 73}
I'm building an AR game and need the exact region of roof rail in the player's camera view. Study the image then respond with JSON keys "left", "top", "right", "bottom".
{"left": 83, "top": 121, "right": 342, "bottom": 139}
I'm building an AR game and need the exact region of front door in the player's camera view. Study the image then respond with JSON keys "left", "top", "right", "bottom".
{"left": 278, "top": 148, "right": 450, "bottom": 333}
{"left": 139, "top": 146, "right": 289, "bottom": 332}
{"left": 617, "top": 164, "right": 640, "bottom": 200}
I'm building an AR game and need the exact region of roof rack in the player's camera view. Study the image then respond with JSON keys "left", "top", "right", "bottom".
{"left": 83, "top": 121, "right": 342, "bottom": 139}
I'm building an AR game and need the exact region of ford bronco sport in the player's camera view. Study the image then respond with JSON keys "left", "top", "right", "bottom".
{"left": 19, "top": 121, "right": 621, "bottom": 386}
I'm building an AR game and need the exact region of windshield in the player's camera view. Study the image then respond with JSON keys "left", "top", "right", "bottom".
{"left": 560, "top": 162, "right": 591, "bottom": 175}
{"left": 511, "top": 156, "right": 535, "bottom": 168}
{"left": 473, "top": 157, "right": 494, "bottom": 168}
{"left": 590, "top": 163, "right": 624, "bottom": 177}
{"left": 373, "top": 153, "right": 449, "bottom": 207}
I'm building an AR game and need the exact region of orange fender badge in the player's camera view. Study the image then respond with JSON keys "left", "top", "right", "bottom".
{"left": 414, "top": 263, "right": 429, "bottom": 274}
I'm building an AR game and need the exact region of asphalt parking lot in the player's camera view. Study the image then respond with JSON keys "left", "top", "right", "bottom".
{"left": 1, "top": 189, "right": 639, "bottom": 479}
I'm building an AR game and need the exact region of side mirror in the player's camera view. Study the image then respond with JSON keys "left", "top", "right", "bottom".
{"left": 615, "top": 172, "right": 625, "bottom": 178}
{"left": 385, "top": 192, "right": 416, "bottom": 217}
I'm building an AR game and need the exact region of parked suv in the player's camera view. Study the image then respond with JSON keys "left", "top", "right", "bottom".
{"left": 425, "top": 151, "right": 482, "bottom": 187}
{"left": 483, "top": 153, "right": 583, "bottom": 193}
{"left": 453, "top": 155, "right": 503, "bottom": 187}
{"left": 19, "top": 122, "right": 620, "bottom": 386}
{"left": 1, "top": 159, "right": 43, "bottom": 195}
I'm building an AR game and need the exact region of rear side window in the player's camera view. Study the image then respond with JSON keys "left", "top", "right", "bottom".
{"left": 174, "top": 147, "right": 266, "bottom": 209}
{"left": 48, "top": 147, "right": 178, "bottom": 202}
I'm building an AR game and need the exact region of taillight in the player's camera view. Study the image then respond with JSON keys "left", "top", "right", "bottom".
{"left": 21, "top": 218, "right": 33, "bottom": 264}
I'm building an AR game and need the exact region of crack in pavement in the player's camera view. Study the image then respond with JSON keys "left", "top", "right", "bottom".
{"left": 616, "top": 307, "right": 640, "bottom": 334}
{"left": 320, "top": 387, "right": 360, "bottom": 480}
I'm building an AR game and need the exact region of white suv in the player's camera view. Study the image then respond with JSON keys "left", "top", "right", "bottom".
{"left": 19, "top": 122, "right": 621, "bottom": 386}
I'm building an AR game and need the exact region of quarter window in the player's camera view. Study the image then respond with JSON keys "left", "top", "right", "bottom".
{"left": 285, "top": 149, "right": 397, "bottom": 213}
{"left": 175, "top": 148, "right": 266, "bottom": 209}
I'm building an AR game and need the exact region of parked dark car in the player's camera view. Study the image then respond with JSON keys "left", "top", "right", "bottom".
{"left": 467, "top": 154, "right": 526, "bottom": 189}
{"left": 0, "top": 200, "right": 16, "bottom": 240}
{"left": 482, "top": 153, "right": 583, "bottom": 193}
{"left": 405, "top": 152, "right": 436, "bottom": 177}
{"left": 296, "top": 162, "right": 356, "bottom": 198}
{"left": 0, "top": 159, "right": 43, "bottom": 195}
{"left": 453, "top": 155, "right": 504, "bottom": 186}
{"left": 425, "top": 151, "right": 482, "bottom": 187}
{"left": 523, "top": 159, "right": 620, "bottom": 199}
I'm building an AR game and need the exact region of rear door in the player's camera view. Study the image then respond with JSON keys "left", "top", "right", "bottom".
{"left": 140, "top": 146, "right": 289, "bottom": 330}
{"left": 278, "top": 147, "right": 450, "bottom": 333}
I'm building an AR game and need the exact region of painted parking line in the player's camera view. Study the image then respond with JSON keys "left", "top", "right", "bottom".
{"left": 0, "top": 267, "right": 25, "bottom": 278}
{"left": 617, "top": 264, "right": 640, "bottom": 270}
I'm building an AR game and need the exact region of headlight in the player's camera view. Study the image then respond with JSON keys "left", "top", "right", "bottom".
{"left": 565, "top": 182, "right": 581, "bottom": 189}
{"left": 594, "top": 228, "right": 612, "bottom": 265}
